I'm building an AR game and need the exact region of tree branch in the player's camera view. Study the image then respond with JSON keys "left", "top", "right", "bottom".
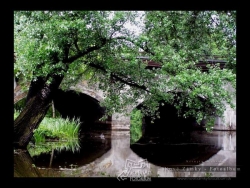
{"left": 114, "top": 36, "right": 155, "bottom": 56}
{"left": 67, "top": 38, "right": 107, "bottom": 63}
{"left": 111, "top": 73, "right": 149, "bottom": 92}
{"left": 109, "top": 19, "right": 127, "bottom": 40}
{"left": 74, "top": 38, "right": 80, "bottom": 53}
{"left": 65, "top": 35, "right": 171, "bottom": 95}
{"left": 83, "top": 61, "right": 150, "bottom": 92}
{"left": 79, "top": 58, "right": 177, "bottom": 103}
{"left": 67, "top": 35, "right": 155, "bottom": 65}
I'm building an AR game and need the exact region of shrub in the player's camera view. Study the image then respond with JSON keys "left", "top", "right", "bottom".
{"left": 130, "top": 109, "right": 143, "bottom": 144}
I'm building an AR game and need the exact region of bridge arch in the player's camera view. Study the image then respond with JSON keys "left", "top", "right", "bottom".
{"left": 117, "top": 82, "right": 236, "bottom": 132}
{"left": 53, "top": 88, "right": 111, "bottom": 130}
{"left": 69, "top": 81, "right": 105, "bottom": 102}
{"left": 14, "top": 77, "right": 235, "bottom": 131}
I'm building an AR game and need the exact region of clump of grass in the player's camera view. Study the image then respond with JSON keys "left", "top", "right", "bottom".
{"left": 33, "top": 117, "right": 81, "bottom": 143}
{"left": 14, "top": 110, "right": 81, "bottom": 143}
{"left": 29, "top": 117, "right": 81, "bottom": 157}
{"left": 14, "top": 110, "right": 81, "bottom": 142}
{"left": 14, "top": 109, "right": 81, "bottom": 157}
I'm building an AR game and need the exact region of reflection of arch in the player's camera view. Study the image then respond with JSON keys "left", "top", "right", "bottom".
{"left": 67, "top": 131, "right": 146, "bottom": 176}
{"left": 130, "top": 130, "right": 223, "bottom": 168}
{"left": 30, "top": 131, "right": 235, "bottom": 177}
{"left": 129, "top": 95, "right": 233, "bottom": 168}
{"left": 32, "top": 131, "right": 111, "bottom": 169}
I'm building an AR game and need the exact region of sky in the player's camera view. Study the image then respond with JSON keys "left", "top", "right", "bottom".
{"left": 124, "top": 11, "right": 145, "bottom": 36}
{"left": 108, "top": 11, "right": 145, "bottom": 37}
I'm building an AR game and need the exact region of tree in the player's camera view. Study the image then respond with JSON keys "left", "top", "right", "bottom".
{"left": 14, "top": 11, "right": 236, "bottom": 149}
{"left": 136, "top": 11, "right": 236, "bottom": 128}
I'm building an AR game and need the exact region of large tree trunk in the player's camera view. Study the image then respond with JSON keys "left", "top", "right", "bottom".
{"left": 14, "top": 150, "right": 41, "bottom": 177}
{"left": 14, "top": 75, "right": 63, "bottom": 149}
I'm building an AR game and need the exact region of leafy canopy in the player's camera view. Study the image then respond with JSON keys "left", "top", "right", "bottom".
{"left": 14, "top": 11, "right": 236, "bottom": 126}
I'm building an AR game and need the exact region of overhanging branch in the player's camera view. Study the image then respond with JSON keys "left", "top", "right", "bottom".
{"left": 84, "top": 61, "right": 177, "bottom": 98}
{"left": 83, "top": 61, "right": 150, "bottom": 93}
{"left": 114, "top": 36, "right": 155, "bottom": 56}
{"left": 67, "top": 36, "right": 155, "bottom": 64}
{"left": 67, "top": 38, "right": 107, "bottom": 63}
{"left": 111, "top": 73, "right": 149, "bottom": 92}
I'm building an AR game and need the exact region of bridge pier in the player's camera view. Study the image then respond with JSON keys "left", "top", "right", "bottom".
{"left": 213, "top": 107, "right": 236, "bottom": 130}
{"left": 213, "top": 83, "right": 236, "bottom": 130}
{"left": 111, "top": 113, "right": 130, "bottom": 130}
{"left": 70, "top": 81, "right": 132, "bottom": 130}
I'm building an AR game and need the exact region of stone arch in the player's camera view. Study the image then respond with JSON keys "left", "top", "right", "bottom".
{"left": 69, "top": 81, "right": 105, "bottom": 102}
{"left": 53, "top": 88, "right": 111, "bottom": 130}
{"left": 127, "top": 92, "right": 214, "bottom": 135}
{"left": 66, "top": 81, "right": 113, "bottom": 129}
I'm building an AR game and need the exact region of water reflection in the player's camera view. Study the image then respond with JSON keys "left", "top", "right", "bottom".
{"left": 31, "top": 130, "right": 111, "bottom": 169}
{"left": 28, "top": 138, "right": 81, "bottom": 158}
{"left": 15, "top": 130, "right": 236, "bottom": 177}
{"left": 131, "top": 131, "right": 236, "bottom": 167}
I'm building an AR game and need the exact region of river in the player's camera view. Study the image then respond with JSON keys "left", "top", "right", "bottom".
{"left": 21, "top": 129, "right": 236, "bottom": 178}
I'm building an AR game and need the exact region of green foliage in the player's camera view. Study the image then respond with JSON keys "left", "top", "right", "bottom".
{"left": 130, "top": 109, "right": 143, "bottom": 144}
{"left": 14, "top": 110, "right": 80, "bottom": 143}
{"left": 14, "top": 110, "right": 21, "bottom": 120}
{"left": 28, "top": 139, "right": 80, "bottom": 157}
{"left": 14, "top": 11, "right": 236, "bottom": 131}
{"left": 15, "top": 110, "right": 81, "bottom": 160}
{"left": 204, "top": 118, "right": 215, "bottom": 132}
{"left": 27, "top": 116, "right": 81, "bottom": 157}
{"left": 14, "top": 98, "right": 61, "bottom": 118}
{"left": 33, "top": 117, "right": 81, "bottom": 143}
{"left": 204, "top": 172, "right": 213, "bottom": 177}
{"left": 45, "top": 105, "right": 61, "bottom": 118}
{"left": 14, "top": 98, "right": 26, "bottom": 112}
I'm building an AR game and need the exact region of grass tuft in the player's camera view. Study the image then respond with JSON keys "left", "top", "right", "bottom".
{"left": 14, "top": 110, "right": 81, "bottom": 156}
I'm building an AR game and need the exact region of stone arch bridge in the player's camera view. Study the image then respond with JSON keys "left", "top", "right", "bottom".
{"left": 14, "top": 57, "right": 236, "bottom": 131}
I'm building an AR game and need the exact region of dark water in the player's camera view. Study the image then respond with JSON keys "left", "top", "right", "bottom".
{"left": 131, "top": 131, "right": 223, "bottom": 167}
{"left": 32, "top": 130, "right": 111, "bottom": 169}
{"left": 25, "top": 130, "right": 236, "bottom": 177}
